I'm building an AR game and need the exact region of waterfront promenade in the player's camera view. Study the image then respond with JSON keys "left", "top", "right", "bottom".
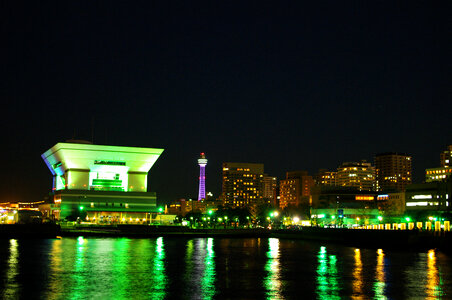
{"left": 1, "top": 224, "right": 451, "bottom": 252}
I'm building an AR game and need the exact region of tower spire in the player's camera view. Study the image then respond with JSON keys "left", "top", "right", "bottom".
{"left": 198, "top": 152, "right": 208, "bottom": 200}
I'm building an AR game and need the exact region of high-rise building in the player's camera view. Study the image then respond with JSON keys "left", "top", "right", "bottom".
{"left": 263, "top": 175, "right": 278, "bottom": 206}
{"left": 375, "top": 153, "right": 412, "bottom": 192}
{"left": 336, "top": 161, "right": 375, "bottom": 191}
{"left": 198, "top": 153, "right": 207, "bottom": 200}
{"left": 41, "top": 141, "right": 164, "bottom": 221}
{"left": 440, "top": 145, "right": 452, "bottom": 167}
{"left": 279, "top": 171, "right": 314, "bottom": 209}
{"left": 221, "top": 163, "right": 264, "bottom": 208}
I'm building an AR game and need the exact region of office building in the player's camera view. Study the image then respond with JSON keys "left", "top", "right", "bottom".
{"left": 336, "top": 161, "right": 376, "bottom": 191}
{"left": 405, "top": 179, "right": 452, "bottom": 213}
{"left": 375, "top": 153, "right": 412, "bottom": 192}
{"left": 426, "top": 145, "right": 452, "bottom": 182}
{"left": 279, "top": 171, "right": 314, "bottom": 209}
{"left": 263, "top": 175, "right": 278, "bottom": 206}
{"left": 315, "top": 169, "right": 337, "bottom": 186}
{"left": 221, "top": 163, "right": 264, "bottom": 208}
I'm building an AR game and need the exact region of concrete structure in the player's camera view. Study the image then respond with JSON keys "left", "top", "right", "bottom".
{"left": 279, "top": 171, "right": 314, "bottom": 209}
{"left": 221, "top": 162, "right": 264, "bottom": 208}
{"left": 41, "top": 141, "right": 164, "bottom": 221}
{"left": 336, "top": 161, "right": 375, "bottom": 191}
{"left": 198, "top": 153, "right": 208, "bottom": 200}
{"left": 375, "top": 153, "right": 412, "bottom": 192}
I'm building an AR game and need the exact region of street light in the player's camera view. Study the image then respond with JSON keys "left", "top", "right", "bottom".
{"left": 378, "top": 216, "right": 383, "bottom": 221}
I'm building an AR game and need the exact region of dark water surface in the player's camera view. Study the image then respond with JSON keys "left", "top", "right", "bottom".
{"left": 0, "top": 237, "right": 451, "bottom": 299}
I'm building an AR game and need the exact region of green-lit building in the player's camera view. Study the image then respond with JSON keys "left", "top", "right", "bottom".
{"left": 41, "top": 141, "right": 164, "bottom": 222}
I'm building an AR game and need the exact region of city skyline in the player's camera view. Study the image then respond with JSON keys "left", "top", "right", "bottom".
{"left": 1, "top": 2, "right": 450, "bottom": 203}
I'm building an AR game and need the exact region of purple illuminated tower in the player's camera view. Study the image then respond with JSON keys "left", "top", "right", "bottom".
{"left": 198, "top": 152, "right": 208, "bottom": 200}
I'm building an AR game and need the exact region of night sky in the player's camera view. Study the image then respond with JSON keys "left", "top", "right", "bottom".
{"left": 2, "top": 2, "right": 451, "bottom": 204}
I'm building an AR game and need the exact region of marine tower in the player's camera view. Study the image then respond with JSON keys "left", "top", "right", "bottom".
{"left": 198, "top": 153, "right": 208, "bottom": 200}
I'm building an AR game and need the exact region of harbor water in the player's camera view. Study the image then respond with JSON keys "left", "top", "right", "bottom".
{"left": 0, "top": 237, "right": 451, "bottom": 299}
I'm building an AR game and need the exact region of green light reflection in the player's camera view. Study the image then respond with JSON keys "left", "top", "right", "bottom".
{"left": 184, "top": 239, "right": 216, "bottom": 300}
{"left": 112, "top": 238, "right": 130, "bottom": 298}
{"left": 316, "top": 246, "right": 340, "bottom": 299}
{"left": 150, "top": 237, "right": 167, "bottom": 299}
{"left": 202, "top": 238, "right": 216, "bottom": 300}
{"left": 264, "top": 238, "right": 282, "bottom": 299}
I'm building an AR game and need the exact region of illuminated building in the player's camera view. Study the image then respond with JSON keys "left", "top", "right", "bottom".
{"left": 375, "top": 153, "right": 412, "bottom": 192}
{"left": 336, "top": 161, "right": 376, "bottom": 191}
{"left": 198, "top": 153, "right": 208, "bottom": 200}
{"left": 426, "top": 167, "right": 452, "bottom": 182}
{"left": 279, "top": 171, "right": 314, "bottom": 209}
{"left": 426, "top": 146, "right": 452, "bottom": 182}
{"left": 221, "top": 162, "right": 264, "bottom": 208}
{"left": 405, "top": 179, "right": 451, "bottom": 213}
{"left": 310, "top": 186, "right": 379, "bottom": 224}
{"left": 41, "top": 141, "right": 164, "bottom": 221}
{"left": 315, "top": 169, "right": 337, "bottom": 186}
{"left": 263, "top": 175, "right": 278, "bottom": 206}
{"left": 440, "top": 145, "right": 452, "bottom": 167}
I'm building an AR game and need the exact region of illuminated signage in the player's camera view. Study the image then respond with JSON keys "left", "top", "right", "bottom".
{"left": 377, "top": 194, "right": 389, "bottom": 200}
{"left": 355, "top": 196, "right": 374, "bottom": 201}
{"left": 94, "top": 160, "right": 126, "bottom": 166}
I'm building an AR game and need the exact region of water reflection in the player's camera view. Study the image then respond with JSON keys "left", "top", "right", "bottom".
{"left": 426, "top": 249, "right": 444, "bottom": 298}
{"left": 316, "top": 246, "right": 340, "bottom": 299}
{"left": 2, "top": 238, "right": 451, "bottom": 298}
{"left": 184, "top": 238, "right": 216, "bottom": 299}
{"left": 264, "top": 238, "right": 282, "bottom": 299}
{"left": 373, "top": 249, "right": 386, "bottom": 299}
{"left": 352, "top": 249, "right": 363, "bottom": 299}
{"left": 202, "top": 238, "right": 216, "bottom": 300}
{"left": 151, "top": 237, "right": 167, "bottom": 299}
{"left": 112, "top": 238, "right": 130, "bottom": 298}
{"left": 3, "top": 239, "right": 19, "bottom": 299}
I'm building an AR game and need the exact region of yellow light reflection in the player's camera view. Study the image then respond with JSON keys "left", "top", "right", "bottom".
{"left": 4, "top": 239, "right": 19, "bottom": 299}
{"left": 45, "top": 238, "right": 63, "bottom": 298}
{"left": 352, "top": 249, "right": 363, "bottom": 299}
{"left": 264, "top": 238, "right": 282, "bottom": 300}
{"left": 426, "top": 249, "right": 444, "bottom": 298}
{"left": 373, "top": 249, "right": 386, "bottom": 298}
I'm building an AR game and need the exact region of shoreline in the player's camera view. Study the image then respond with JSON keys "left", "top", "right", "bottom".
{"left": 1, "top": 224, "right": 451, "bottom": 252}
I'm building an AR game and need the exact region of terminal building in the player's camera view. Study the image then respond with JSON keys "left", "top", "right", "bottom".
{"left": 41, "top": 141, "right": 164, "bottom": 222}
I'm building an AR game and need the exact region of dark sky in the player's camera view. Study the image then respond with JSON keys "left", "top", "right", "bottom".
{"left": 1, "top": 2, "right": 451, "bottom": 204}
